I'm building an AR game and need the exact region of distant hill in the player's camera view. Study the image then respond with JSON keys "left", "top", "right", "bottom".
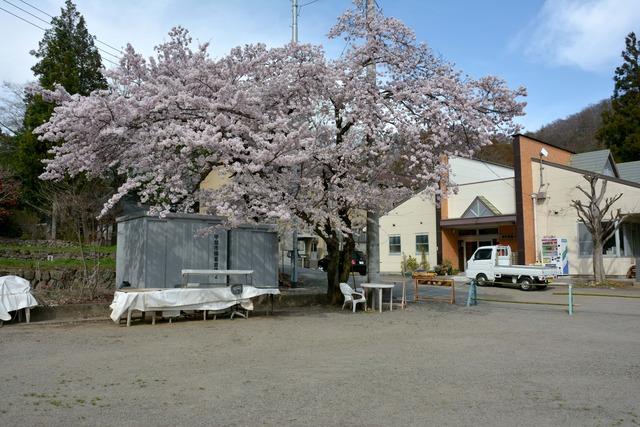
{"left": 474, "top": 99, "right": 612, "bottom": 168}
{"left": 475, "top": 139, "right": 514, "bottom": 167}
{"left": 528, "top": 99, "right": 610, "bottom": 153}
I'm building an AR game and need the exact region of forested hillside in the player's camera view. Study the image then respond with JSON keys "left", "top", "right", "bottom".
{"left": 474, "top": 99, "right": 612, "bottom": 167}
{"left": 528, "top": 99, "right": 610, "bottom": 153}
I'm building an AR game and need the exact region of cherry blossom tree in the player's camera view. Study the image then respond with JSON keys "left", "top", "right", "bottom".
{"left": 37, "top": 1, "right": 526, "bottom": 302}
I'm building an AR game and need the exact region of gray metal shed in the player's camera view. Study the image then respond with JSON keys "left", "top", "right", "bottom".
{"left": 116, "top": 212, "right": 278, "bottom": 288}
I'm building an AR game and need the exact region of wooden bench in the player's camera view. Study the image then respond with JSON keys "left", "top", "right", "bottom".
{"left": 413, "top": 272, "right": 455, "bottom": 304}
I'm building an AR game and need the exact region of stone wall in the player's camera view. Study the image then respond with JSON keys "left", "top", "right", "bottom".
{"left": 0, "top": 267, "right": 115, "bottom": 290}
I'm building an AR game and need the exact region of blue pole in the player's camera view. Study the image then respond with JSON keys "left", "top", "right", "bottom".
{"left": 467, "top": 280, "right": 478, "bottom": 306}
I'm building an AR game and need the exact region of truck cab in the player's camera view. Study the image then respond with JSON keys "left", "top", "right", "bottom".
{"left": 465, "top": 245, "right": 556, "bottom": 291}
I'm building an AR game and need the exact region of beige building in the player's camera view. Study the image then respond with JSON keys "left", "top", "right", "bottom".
{"left": 379, "top": 157, "right": 514, "bottom": 273}
{"left": 380, "top": 135, "right": 640, "bottom": 277}
{"left": 531, "top": 155, "right": 640, "bottom": 276}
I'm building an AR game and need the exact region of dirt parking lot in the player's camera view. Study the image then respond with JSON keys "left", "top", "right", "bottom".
{"left": 1, "top": 286, "right": 639, "bottom": 426}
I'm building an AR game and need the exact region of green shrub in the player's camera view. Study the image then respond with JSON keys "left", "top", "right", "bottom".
{"left": 400, "top": 254, "right": 418, "bottom": 273}
{"left": 419, "top": 247, "right": 430, "bottom": 271}
{"left": 434, "top": 260, "right": 455, "bottom": 276}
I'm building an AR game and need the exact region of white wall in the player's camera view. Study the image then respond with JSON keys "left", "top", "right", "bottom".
{"left": 447, "top": 178, "right": 516, "bottom": 218}
{"left": 532, "top": 161, "right": 640, "bottom": 276}
{"left": 449, "top": 157, "right": 514, "bottom": 185}
{"left": 379, "top": 192, "right": 438, "bottom": 273}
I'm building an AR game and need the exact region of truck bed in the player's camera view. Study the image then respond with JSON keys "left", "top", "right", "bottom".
{"left": 493, "top": 264, "right": 555, "bottom": 277}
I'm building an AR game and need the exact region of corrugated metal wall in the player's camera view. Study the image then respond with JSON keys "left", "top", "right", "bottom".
{"left": 116, "top": 213, "right": 277, "bottom": 288}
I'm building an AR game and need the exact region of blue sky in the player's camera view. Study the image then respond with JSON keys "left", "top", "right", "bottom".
{"left": 1, "top": 0, "right": 639, "bottom": 131}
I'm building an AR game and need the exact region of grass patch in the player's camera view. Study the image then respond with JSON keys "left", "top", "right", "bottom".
{"left": 0, "top": 257, "right": 115, "bottom": 270}
{"left": 0, "top": 243, "right": 116, "bottom": 255}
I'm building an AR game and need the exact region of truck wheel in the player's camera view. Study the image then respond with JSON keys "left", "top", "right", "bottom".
{"left": 519, "top": 278, "right": 533, "bottom": 291}
{"left": 476, "top": 274, "right": 488, "bottom": 286}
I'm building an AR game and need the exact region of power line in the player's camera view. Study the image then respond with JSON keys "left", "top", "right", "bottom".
{"left": 0, "top": 4, "right": 119, "bottom": 65}
{"left": 13, "top": 0, "right": 123, "bottom": 55}
{"left": 3, "top": 0, "right": 47, "bottom": 25}
{"left": 0, "top": 4, "right": 45, "bottom": 29}
{"left": 18, "top": 0, "right": 51, "bottom": 17}
{"left": 299, "top": 0, "right": 321, "bottom": 7}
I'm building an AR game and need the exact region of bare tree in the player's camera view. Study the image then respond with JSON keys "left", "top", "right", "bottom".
{"left": 0, "top": 166, "right": 20, "bottom": 221}
{"left": 571, "top": 174, "right": 626, "bottom": 283}
{"left": 0, "top": 82, "right": 26, "bottom": 136}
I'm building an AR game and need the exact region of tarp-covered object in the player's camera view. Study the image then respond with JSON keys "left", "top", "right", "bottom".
{"left": 110, "top": 286, "right": 280, "bottom": 322}
{"left": 0, "top": 275, "right": 39, "bottom": 321}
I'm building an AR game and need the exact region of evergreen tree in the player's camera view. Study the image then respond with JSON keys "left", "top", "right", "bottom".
{"left": 597, "top": 32, "right": 640, "bottom": 162}
{"left": 12, "top": 0, "right": 107, "bottom": 203}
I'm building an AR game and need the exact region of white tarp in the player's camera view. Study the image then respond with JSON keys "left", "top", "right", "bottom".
{"left": 110, "top": 286, "right": 280, "bottom": 322}
{"left": 0, "top": 275, "right": 39, "bottom": 321}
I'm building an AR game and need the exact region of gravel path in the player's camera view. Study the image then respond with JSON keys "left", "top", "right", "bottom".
{"left": 1, "top": 291, "right": 639, "bottom": 426}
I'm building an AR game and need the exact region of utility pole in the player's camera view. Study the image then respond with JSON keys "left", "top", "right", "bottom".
{"left": 291, "top": 0, "right": 299, "bottom": 286}
{"left": 291, "top": 0, "right": 298, "bottom": 44}
{"left": 365, "top": 0, "right": 381, "bottom": 284}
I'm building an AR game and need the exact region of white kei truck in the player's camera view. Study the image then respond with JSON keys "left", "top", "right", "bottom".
{"left": 465, "top": 245, "right": 557, "bottom": 291}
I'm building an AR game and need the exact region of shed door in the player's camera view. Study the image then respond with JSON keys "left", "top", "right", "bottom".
{"left": 146, "top": 219, "right": 167, "bottom": 288}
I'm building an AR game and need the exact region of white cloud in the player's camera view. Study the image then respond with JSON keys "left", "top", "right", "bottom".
{"left": 518, "top": 0, "right": 640, "bottom": 72}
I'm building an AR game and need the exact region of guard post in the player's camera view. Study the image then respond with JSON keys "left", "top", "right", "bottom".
{"left": 466, "top": 279, "right": 478, "bottom": 307}
{"left": 568, "top": 283, "right": 573, "bottom": 315}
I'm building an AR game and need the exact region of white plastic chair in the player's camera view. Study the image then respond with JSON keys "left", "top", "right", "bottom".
{"left": 340, "top": 282, "right": 366, "bottom": 313}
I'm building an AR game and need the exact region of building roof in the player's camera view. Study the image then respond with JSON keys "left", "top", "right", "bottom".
{"left": 617, "top": 161, "right": 640, "bottom": 183}
{"left": 513, "top": 133, "right": 576, "bottom": 154}
{"left": 440, "top": 214, "right": 516, "bottom": 228}
{"left": 569, "top": 149, "right": 618, "bottom": 176}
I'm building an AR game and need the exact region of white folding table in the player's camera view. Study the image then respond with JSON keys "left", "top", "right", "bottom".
{"left": 360, "top": 283, "right": 395, "bottom": 313}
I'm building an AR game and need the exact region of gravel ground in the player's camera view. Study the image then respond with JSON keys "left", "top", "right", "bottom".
{"left": 1, "top": 289, "right": 639, "bottom": 426}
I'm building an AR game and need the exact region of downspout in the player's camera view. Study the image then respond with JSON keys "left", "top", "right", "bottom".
{"left": 531, "top": 193, "right": 539, "bottom": 264}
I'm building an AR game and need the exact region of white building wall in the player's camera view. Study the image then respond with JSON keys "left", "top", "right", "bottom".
{"left": 449, "top": 157, "right": 513, "bottom": 185}
{"left": 448, "top": 178, "right": 516, "bottom": 218}
{"left": 379, "top": 192, "right": 438, "bottom": 273}
{"left": 532, "top": 161, "right": 640, "bottom": 276}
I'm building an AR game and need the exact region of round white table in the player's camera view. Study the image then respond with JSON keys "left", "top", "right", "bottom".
{"left": 360, "top": 283, "right": 395, "bottom": 313}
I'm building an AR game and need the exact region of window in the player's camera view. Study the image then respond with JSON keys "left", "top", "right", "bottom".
{"left": 415, "top": 234, "right": 429, "bottom": 254}
{"left": 473, "top": 248, "right": 493, "bottom": 260}
{"left": 389, "top": 235, "right": 401, "bottom": 255}
{"left": 603, "top": 157, "right": 616, "bottom": 177}
{"left": 478, "top": 228, "right": 499, "bottom": 235}
{"left": 462, "top": 197, "right": 500, "bottom": 218}
{"left": 621, "top": 222, "right": 640, "bottom": 257}
{"left": 578, "top": 222, "right": 626, "bottom": 257}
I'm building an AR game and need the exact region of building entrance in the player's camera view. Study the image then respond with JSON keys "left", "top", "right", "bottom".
{"left": 456, "top": 228, "right": 498, "bottom": 271}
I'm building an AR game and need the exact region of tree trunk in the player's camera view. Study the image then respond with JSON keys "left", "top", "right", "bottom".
{"left": 50, "top": 199, "right": 57, "bottom": 240}
{"left": 338, "top": 235, "right": 355, "bottom": 284}
{"left": 325, "top": 236, "right": 342, "bottom": 304}
{"left": 592, "top": 239, "right": 605, "bottom": 283}
{"left": 366, "top": 209, "right": 380, "bottom": 283}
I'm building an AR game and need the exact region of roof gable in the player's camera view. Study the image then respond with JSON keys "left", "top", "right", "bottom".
{"left": 569, "top": 149, "right": 618, "bottom": 177}
{"left": 462, "top": 196, "right": 501, "bottom": 218}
